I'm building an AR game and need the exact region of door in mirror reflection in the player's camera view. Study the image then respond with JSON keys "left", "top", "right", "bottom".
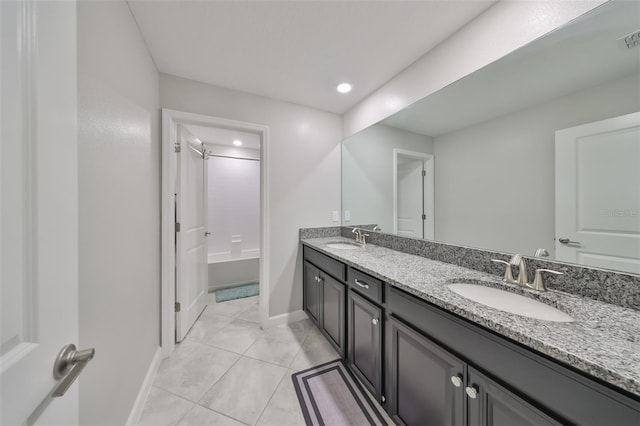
{"left": 556, "top": 112, "right": 640, "bottom": 274}
{"left": 394, "top": 150, "right": 434, "bottom": 239}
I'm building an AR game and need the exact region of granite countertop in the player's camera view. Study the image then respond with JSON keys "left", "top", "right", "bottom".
{"left": 301, "top": 236, "right": 640, "bottom": 398}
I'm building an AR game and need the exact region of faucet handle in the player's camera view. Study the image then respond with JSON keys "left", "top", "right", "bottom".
{"left": 491, "top": 259, "right": 516, "bottom": 284}
{"left": 530, "top": 268, "right": 563, "bottom": 292}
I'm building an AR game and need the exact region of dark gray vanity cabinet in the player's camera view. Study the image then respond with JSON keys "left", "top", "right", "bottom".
{"left": 347, "top": 290, "right": 383, "bottom": 399}
{"left": 302, "top": 247, "right": 347, "bottom": 356}
{"left": 321, "top": 272, "right": 346, "bottom": 353}
{"left": 386, "top": 286, "right": 640, "bottom": 426}
{"left": 303, "top": 261, "right": 321, "bottom": 324}
{"left": 386, "top": 315, "right": 465, "bottom": 426}
{"left": 467, "top": 367, "right": 560, "bottom": 426}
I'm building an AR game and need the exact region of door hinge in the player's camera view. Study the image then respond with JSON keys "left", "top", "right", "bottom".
{"left": 174, "top": 142, "right": 181, "bottom": 153}
{"left": 422, "top": 214, "right": 426, "bottom": 220}
{"left": 175, "top": 222, "right": 181, "bottom": 232}
{"left": 175, "top": 302, "right": 181, "bottom": 312}
{"left": 422, "top": 170, "right": 426, "bottom": 177}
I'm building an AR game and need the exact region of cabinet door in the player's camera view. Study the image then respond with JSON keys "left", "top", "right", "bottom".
{"left": 303, "top": 261, "right": 321, "bottom": 325}
{"left": 386, "top": 316, "right": 465, "bottom": 426}
{"left": 321, "top": 273, "right": 346, "bottom": 355}
{"left": 348, "top": 291, "right": 382, "bottom": 398}
{"left": 467, "top": 367, "right": 561, "bottom": 426}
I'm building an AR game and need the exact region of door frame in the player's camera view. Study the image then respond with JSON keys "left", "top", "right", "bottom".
{"left": 392, "top": 149, "right": 434, "bottom": 239}
{"left": 161, "top": 109, "right": 269, "bottom": 356}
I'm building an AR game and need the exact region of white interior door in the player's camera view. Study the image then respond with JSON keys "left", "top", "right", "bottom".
{"left": 555, "top": 112, "right": 640, "bottom": 274}
{"left": 1, "top": 1, "right": 81, "bottom": 424}
{"left": 396, "top": 158, "right": 424, "bottom": 237}
{"left": 175, "top": 126, "right": 208, "bottom": 342}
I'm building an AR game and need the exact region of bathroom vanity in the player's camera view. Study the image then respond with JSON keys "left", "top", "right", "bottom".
{"left": 301, "top": 235, "right": 640, "bottom": 426}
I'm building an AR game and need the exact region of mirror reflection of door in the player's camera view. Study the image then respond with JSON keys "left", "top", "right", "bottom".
{"left": 555, "top": 112, "right": 640, "bottom": 274}
{"left": 394, "top": 150, "right": 434, "bottom": 240}
{"left": 397, "top": 158, "right": 424, "bottom": 237}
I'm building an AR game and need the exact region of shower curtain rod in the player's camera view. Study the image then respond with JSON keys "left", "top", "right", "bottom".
{"left": 206, "top": 152, "right": 260, "bottom": 162}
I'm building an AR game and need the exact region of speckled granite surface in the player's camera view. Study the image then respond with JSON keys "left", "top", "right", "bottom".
{"left": 301, "top": 236, "right": 640, "bottom": 398}
{"left": 299, "top": 227, "right": 341, "bottom": 239}
{"left": 339, "top": 227, "right": 640, "bottom": 310}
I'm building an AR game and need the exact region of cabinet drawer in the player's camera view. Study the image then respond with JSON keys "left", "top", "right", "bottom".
{"left": 347, "top": 267, "right": 383, "bottom": 304}
{"left": 303, "top": 246, "right": 346, "bottom": 282}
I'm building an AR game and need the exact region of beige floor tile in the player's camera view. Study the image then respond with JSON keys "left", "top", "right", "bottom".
{"left": 234, "top": 302, "right": 260, "bottom": 323}
{"left": 139, "top": 387, "right": 194, "bottom": 426}
{"left": 154, "top": 341, "right": 240, "bottom": 402}
{"left": 206, "top": 295, "right": 259, "bottom": 318}
{"left": 289, "top": 327, "right": 340, "bottom": 371}
{"left": 205, "top": 319, "right": 263, "bottom": 354}
{"left": 177, "top": 405, "right": 246, "bottom": 426}
{"left": 256, "top": 370, "right": 305, "bottom": 426}
{"left": 185, "top": 313, "right": 235, "bottom": 346}
{"left": 200, "top": 356, "right": 287, "bottom": 425}
{"left": 245, "top": 335, "right": 303, "bottom": 367}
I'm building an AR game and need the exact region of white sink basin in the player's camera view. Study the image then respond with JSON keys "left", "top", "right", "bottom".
{"left": 447, "top": 283, "right": 574, "bottom": 322}
{"left": 325, "top": 242, "right": 361, "bottom": 250}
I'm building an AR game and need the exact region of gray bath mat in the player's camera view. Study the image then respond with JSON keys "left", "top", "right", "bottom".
{"left": 292, "top": 359, "right": 387, "bottom": 426}
{"left": 215, "top": 283, "right": 259, "bottom": 303}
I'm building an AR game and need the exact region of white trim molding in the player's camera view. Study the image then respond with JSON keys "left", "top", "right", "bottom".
{"left": 125, "top": 347, "right": 162, "bottom": 426}
{"left": 161, "top": 109, "right": 270, "bottom": 356}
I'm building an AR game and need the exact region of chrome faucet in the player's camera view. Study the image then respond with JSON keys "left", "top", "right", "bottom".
{"left": 509, "top": 254, "right": 529, "bottom": 286}
{"left": 491, "top": 254, "right": 528, "bottom": 285}
{"left": 491, "top": 254, "right": 563, "bottom": 292}
{"left": 351, "top": 227, "right": 370, "bottom": 246}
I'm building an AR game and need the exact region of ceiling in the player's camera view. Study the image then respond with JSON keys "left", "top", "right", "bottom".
{"left": 382, "top": 0, "right": 640, "bottom": 137}
{"left": 127, "top": 0, "right": 495, "bottom": 114}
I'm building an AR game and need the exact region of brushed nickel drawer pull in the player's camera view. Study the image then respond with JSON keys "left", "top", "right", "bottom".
{"left": 354, "top": 279, "right": 369, "bottom": 289}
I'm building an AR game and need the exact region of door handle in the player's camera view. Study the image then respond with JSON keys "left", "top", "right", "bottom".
{"left": 51, "top": 344, "right": 95, "bottom": 397}
{"left": 558, "top": 238, "right": 580, "bottom": 245}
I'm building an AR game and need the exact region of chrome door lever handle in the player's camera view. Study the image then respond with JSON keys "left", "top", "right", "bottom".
{"left": 52, "top": 344, "right": 95, "bottom": 397}
{"left": 558, "top": 238, "right": 580, "bottom": 245}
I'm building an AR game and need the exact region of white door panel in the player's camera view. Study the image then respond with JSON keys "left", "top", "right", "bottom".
{"left": 1, "top": 1, "right": 79, "bottom": 424}
{"left": 555, "top": 112, "right": 640, "bottom": 274}
{"left": 175, "top": 126, "right": 208, "bottom": 342}
{"left": 397, "top": 160, "right": 423, "bottom": 237}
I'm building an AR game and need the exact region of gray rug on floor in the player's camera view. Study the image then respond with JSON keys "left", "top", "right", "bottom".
{"left": 215, "top": 283, "right": 259, "bottom": 303}
{"left": 292, "top": 359, "right": 387, "bottom": 426}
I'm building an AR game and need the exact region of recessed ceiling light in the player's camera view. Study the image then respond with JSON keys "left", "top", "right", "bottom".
{"left": 233, "top": 139, "right": 243, "bottom": 146}
{"left": 336, "top": 83, "right": 352, "bottom": 94}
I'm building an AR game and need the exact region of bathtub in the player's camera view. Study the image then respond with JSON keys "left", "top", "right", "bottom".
{"left": 207, "top": 250, "right": 259, "bottom": 292}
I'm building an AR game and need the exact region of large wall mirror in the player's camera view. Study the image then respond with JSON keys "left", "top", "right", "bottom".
{"left": 342, "top": 0, "right": 640, "bottom": 275}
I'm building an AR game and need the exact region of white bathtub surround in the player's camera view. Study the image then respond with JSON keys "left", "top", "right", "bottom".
{"left": 207, "top": 155, "right": 260, "bottom": 259}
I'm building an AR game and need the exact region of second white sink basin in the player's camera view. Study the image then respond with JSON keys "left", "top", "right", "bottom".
{"left": 325, "top": 242, "right": 361, "bottom": 250}
{"left": 447, "top": 283, "right": 574, "bottom": 322}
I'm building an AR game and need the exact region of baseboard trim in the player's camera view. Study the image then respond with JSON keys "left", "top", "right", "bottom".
{"left": 266, "top": 309, "right": 309, "bottom": 328}
{"left": 125, "top": 347, "right": 162, "bottom": 426}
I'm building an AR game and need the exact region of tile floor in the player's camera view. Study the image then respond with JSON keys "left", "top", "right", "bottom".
{"left": 139, "top": 293, "right": 341, "bottom": 426}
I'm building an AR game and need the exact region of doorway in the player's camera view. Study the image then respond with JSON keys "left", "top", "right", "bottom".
{"left": 393, "top": 149, "right": 434, "bottom": 239}
{"left": 161, "top": 109, "right": 269, "bottom": 356}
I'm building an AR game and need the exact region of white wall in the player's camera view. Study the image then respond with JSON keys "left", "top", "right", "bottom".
{"left": 160, "top": 73, "right": 342, "bottom": 318}
{"left": 433, "top": 73, "right": 640, "bottom": 256}
{"left": 342, "top": 124, "right": 432, "bottom": 232}
{"left": 343, "top": 0, "right": 606, "bottom": 137}
{"left": 77, "top": 1, "right": 160, "bottom": 424}
{"left": 208, "top": 156, "right": 260, "bottom": 258}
